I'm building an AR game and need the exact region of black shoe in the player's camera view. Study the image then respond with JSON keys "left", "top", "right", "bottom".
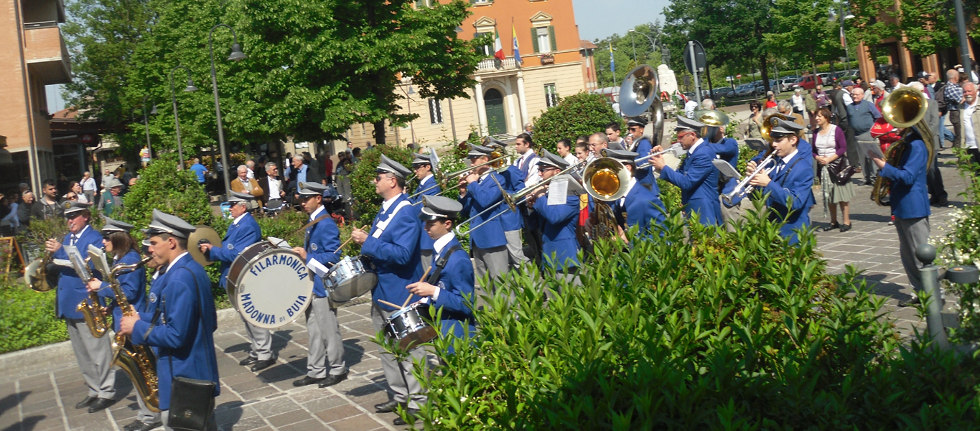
{"left": 899, "top": 296, "right": 921, "bottom": 307}
{"left": 250, "top": 358, "right": 275, "bottom": 372}
{"left": 292, "top": 376, "right": 326, "bottom": 387}
{"left": 123, "top": 420, "right": 162, "bottom": 431}
{"left": 393, "top": 408, "right": 420, "bottom": 426}
{"left": 375, "top": 400, "right": 407, "bottom": 413}
{"left": 239, "top": 356, "right": 258, "bottom": 366}
{"left": 839, "top": 224, "right": 851, "bottom": 233}
{"left": 75, "top": 396, "right": 97, "bottom": 410}
{"left": 821, "top": 222, "right": 840, "bottom": 232}
{"left": 87, "top": 397, "right": 115, "bottom": 413}
{"left": 931, "top": 198, "right": 949, "bottom": 207}
{"left": 318, "top": 372, "right": 348, "bottom": 388}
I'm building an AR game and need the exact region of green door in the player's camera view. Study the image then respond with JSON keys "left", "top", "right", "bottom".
{"left": 484, "top": 89, "right": 506, "bottom": 135}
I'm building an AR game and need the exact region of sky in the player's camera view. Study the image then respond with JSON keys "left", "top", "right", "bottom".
{"left": 572, "top": 0, "right": 671, "bottom": 42}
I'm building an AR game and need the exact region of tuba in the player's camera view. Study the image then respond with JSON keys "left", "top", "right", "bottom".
{"left": 25, "top": 233, "right": 67, "bottom": 292}
{"left": 871, "top": 87, "right": 934, "bottom": 206}
{"left": 760, "top": 113, "right": 795, "bottom": 143}
{"left": 620, "top": 65, "right": 665, "bottom": 151}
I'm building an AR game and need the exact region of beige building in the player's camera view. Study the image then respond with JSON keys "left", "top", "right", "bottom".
{"left": 1, "top": 0, "right": 71, "bottom": 192}
{"left": 344, "top": 0, "right": 594, "bottom": 150}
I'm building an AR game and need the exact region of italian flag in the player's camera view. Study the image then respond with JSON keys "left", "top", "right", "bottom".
{"left": 494, "top": 29, "right": 505, "bottom": 60}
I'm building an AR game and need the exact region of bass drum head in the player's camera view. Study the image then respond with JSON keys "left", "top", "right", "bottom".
{"left": 229, "top": 246, "right": 314, "bottom": 329}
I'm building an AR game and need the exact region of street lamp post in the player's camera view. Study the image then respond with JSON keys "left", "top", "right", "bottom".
{"left": 835, "top": 3, "right": 855, "bottom": 70}
{"left": 141, "top": 95, "right": 154, "bottom": 161}
{"left": 628, "top": 30, "right": 637, "bottom": 64}
{"left": 208, "top": 23, "right": 246, "bottom": 200}
{"left": 636, "top": 31, "right": 666, "bottom": 65}
{"left": 399, "top": 84, "right": 417, "bottom": 146}
{"left": 168, "top": 65, "right": 198, "bottom": 169}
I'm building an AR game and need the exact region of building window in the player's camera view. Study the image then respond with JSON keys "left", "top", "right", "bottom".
{"left": 471, "top": 0, "right": 492, "bottom": 4}
{"left": 544, "top": 84, "right": 559, "bottom": 108}
{"left": 474, "top": 32, "right": 492, "bottom": 56}
{"left": 429, "top": 99, "right": 443, "bottom": 124}
{"left": 531, "top": 26, "right": 556, "bottom": 54}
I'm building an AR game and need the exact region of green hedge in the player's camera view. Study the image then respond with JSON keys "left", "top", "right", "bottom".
{"left": 413, "top": 205, "right": 980, "bottom": 428}
{"left": 533, "top": 92, "right": 624, "bottom": 154}
{"left": 0, "top": 284, "right": 67, "bottom": 353}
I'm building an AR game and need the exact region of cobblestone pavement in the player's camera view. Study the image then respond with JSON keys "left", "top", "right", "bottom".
{"left": 0, "top": 140, "right": 971, "bottom": 431}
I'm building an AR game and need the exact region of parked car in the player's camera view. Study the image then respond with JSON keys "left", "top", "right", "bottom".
{"left": 795, "top": 74, "right": 823, "bottom": 90}
{"left": 712, "top": 87, "right": 735, "bottom": 98}
{"left": 778, "top": 78, "right": 797, "bottom": 92}
{"left": 734, "top": 83, "right": 756, "bottom": 97}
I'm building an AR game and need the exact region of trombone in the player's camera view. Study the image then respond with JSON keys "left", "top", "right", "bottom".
{"left": 408, "top": 153, "right": 508, "bottom": 201}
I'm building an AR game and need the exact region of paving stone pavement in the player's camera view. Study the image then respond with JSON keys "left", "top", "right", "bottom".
{"left": 0, "top": 148, "right": 972, "bottom": 431}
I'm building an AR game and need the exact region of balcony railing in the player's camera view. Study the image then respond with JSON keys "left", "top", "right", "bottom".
{"left": 476, "top": 57, "right": 517, "bottom": 72}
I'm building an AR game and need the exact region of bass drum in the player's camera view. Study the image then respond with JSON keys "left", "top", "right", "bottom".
{"left": 226, "top": 241, "right": 314, "bottom": 329}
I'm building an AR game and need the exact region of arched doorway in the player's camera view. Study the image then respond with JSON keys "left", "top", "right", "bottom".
{"left": 484, "top": 89, "right": 506, "bottom": 136}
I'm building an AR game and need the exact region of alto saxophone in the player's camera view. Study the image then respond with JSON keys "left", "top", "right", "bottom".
{"left": 103, "top": 254, "right": 160, "bottom": 412}
{"left": 26, "top": 233, "right": 66, "bottom": 292}
{"left": 78, "top": 288, "right": 111, "bottom": 338}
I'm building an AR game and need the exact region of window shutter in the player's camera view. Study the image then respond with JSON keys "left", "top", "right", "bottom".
{"left": 548, "top": 26, "right": 557, "bottom": 53}
{"left": 531, "top": 28, "right": 539, "bottom": 53}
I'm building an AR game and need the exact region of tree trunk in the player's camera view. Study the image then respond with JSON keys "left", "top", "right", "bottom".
{"left": 760, "top": 56, "right": 770, "bottom": 92}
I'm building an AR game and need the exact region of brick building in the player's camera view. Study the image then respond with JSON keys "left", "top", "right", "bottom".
{"left": 0, "top": 0, "right": 72, "bottom": 192}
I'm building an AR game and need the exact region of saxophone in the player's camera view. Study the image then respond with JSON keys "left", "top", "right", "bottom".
{"left": 89, "top": 247, "right": 160, "bottom": 412}
{"left": 25, "top": 233, "right": 66, "bottom": 292}
{"left": 78, "top": 288, "right": 111, "bottom": 338}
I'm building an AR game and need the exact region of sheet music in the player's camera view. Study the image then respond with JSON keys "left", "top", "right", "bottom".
{"left": 547, "top": 179, "right": 568, "bottom": 206}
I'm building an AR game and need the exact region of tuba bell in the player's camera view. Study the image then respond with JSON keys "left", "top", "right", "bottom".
{"left": 582, "top": 157, "right": 631, "bottom": 201}
{"left": 760, "top": 113, "right": 795, "bottom": 143}
{"left": 871, "top": 86, "right": 934, "bottom": 206}
{"left": 694, "top": 109, "right": 731, "bottom": 143}
{"left": 620, "top": 65, "right": 665, "bottom": 150}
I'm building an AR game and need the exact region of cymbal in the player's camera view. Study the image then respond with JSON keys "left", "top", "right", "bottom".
{"left": 188, "top": 226, "right": 222, "bottom": 266}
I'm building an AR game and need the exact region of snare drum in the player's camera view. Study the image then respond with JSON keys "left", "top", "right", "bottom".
{"left": 324, "top": 256, "right": 376, "bottom": 303}
{"left": 226, "top": 241, "right": 314, "bottom": 329}
{"left": 383, "top": 303, "right": 438, "bottom": 351}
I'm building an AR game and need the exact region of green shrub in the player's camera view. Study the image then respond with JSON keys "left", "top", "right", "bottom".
{"left": 122, "top": 153, "right": 212, "bottom": 229}
{"left": 0, "top": 283, "right": 68, "bottom": 353}
{"left": 412, "top": 204, "right": 980, "bottom": 428}
{"left": 532, "top": 93, "right": 624, "bottom": 154}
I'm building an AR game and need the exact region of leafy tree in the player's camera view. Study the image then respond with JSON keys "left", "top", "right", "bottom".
{"left": 122, "top": 153, "right": 212, "bottom": 229}
{"left": 62, "top": 0, "right": 156, "bottom": 158}
{"left": 766, "top": 0, "right": 840, "bottom": 78}
{"left": 531, "top": 93, "right": 622, "bottom": 154}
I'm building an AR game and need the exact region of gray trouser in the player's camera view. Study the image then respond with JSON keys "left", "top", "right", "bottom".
{"left": 856, "top": 133, "right": 877, "bottom": 181}
{"left": 241, "top": 315, "right": 273, "bottom": 360}
{"left": 162, "top": 409, "right": 216, "bottom": 431}
{"left": 895, "top": 216, "right": 930, "bottom": 293}
{"left": 504, "top": 229, "right": 529, "bottom": 268}
{"left": 305, "top": 296, "right": 347, "bottom": 378}
{"left": 65, "top": 318, "right": 115, "bottom": 399}
{"left": 719, "top": 196, "right": 744, "bottom": 232}
{"left": 371, "top": 303, "right": 427, "bottom": 409}
{"left": 472, "top": 245, "right": 508, "bottom": 282}
{"left": 136, "top": 392, "right": 161, "bottom": 425}
{"left": 420, "top": 250, "right": 433, "bottom": 273}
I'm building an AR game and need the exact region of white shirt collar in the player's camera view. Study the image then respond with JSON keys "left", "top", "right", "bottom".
{"left": 687, "top": 138, "right": 704, "bottom": 155}
{"left": 780, "top": 149, "right": 799, "bottom": 165}
{"left": 165, "top": 252, "right": 189, "bottom": 274}
{"left": 619, "top": 177, "right": 637, "bottom": 206}
{"left": 420, "top": 173, "right": 434, "bottom": 184}
{"left": 72, "top": 225, "right": 90, "bottom": 239}
{"left": 310, "top": 205, "right": 325, "bottom": 221}
{"left": 380, "top": 194, "right": 400, "bottom": 212}
{"left": 232, "top": 212, "right": 248, "bottom": 225}
{"left": 433, "top": 232, "right": 455, "bottom": 255}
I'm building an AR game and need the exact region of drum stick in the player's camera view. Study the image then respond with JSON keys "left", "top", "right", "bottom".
{"left": 377, "top": 299, "right": 402, "bottom": 310}
{"left": 401, "top": 264, "right": 434, "bottom": 308}
{"left": 335, "top": 225, "right": 368, "bottom": 253}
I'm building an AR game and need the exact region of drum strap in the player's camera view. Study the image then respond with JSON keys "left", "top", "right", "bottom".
{"left": 425, "top": 244, "right": 462, "bottom": 285}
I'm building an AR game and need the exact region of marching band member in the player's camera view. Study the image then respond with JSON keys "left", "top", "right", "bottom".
{"left": 649, "top": 117, "right": 723, "bottom": 226}
{"left": 291, "top": 182, "right": 348, "bottom": 387}
{"left": 45, "top": 202, "right": 115, "bottom": 413}
{"left": 199, "top": 192, "right": 274, "bottom": 372}
{"left": 513, "top": 134, "right": 543, "bottom": 265}
{"left": 625, "top": 117, "right": 656, "bottom": 186}
{"left": 349, "top": 155, "right": 427, "bottom": 424}
{"left": 85, "top": 217, "right": 159, "bottom": 431}
{"left": 525, "top": 151, "right": 583, "bottom": 279}
{"left": 405, "top": 195, "right": 476, "bottom": 355}
{"left": 119, "top": 210, "right": 219, "bottom": 430}
{"left": 411, "top": 153, "right": 441, "bottom": 271}
{"left": 486, "top": 139, "right": 530, "bottom": 269}
{"left": 459, "top": 145, "right": 510, "bottom": 282}
{"left": 870, "top": 125, "right": 931, "bottom": 307}
{"left": 603, "top": 149, "right": 667, "bottom": 240}
{"left": 744, "top": 119, "right": 815, "bottom": 244}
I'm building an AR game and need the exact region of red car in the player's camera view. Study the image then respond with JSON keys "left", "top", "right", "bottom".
{"left": 794, "top": 75, "right": 823, "bottom": 90}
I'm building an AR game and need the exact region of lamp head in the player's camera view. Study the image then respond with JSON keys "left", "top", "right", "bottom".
{"left": 149, "top": 105, "right": 158, "bottom": 115}
{"left": 184, "top": 79, "right": 198, "bottom": 92}
{"left": 228, "top": 43, "right": 246, "bottom": 61}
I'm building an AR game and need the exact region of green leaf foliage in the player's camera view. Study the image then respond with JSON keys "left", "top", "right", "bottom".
{"left": 122, "top": 154, "right": 213, "bottom": 229}
{"left": 532, "top": 93, "right": 623, "bottom": 154}
{"left": 414, "top": 205, "right": 980, "bottom": 428}
{"left": 0, "top": 284, "right": 68, "bottom": 353}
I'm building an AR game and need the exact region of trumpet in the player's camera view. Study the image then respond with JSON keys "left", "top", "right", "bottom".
{"left": 721, "top": 152, "right": 777, "bottom": 206}
{"left": 625, "top": 146, "right": 679, "bottom": 170}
